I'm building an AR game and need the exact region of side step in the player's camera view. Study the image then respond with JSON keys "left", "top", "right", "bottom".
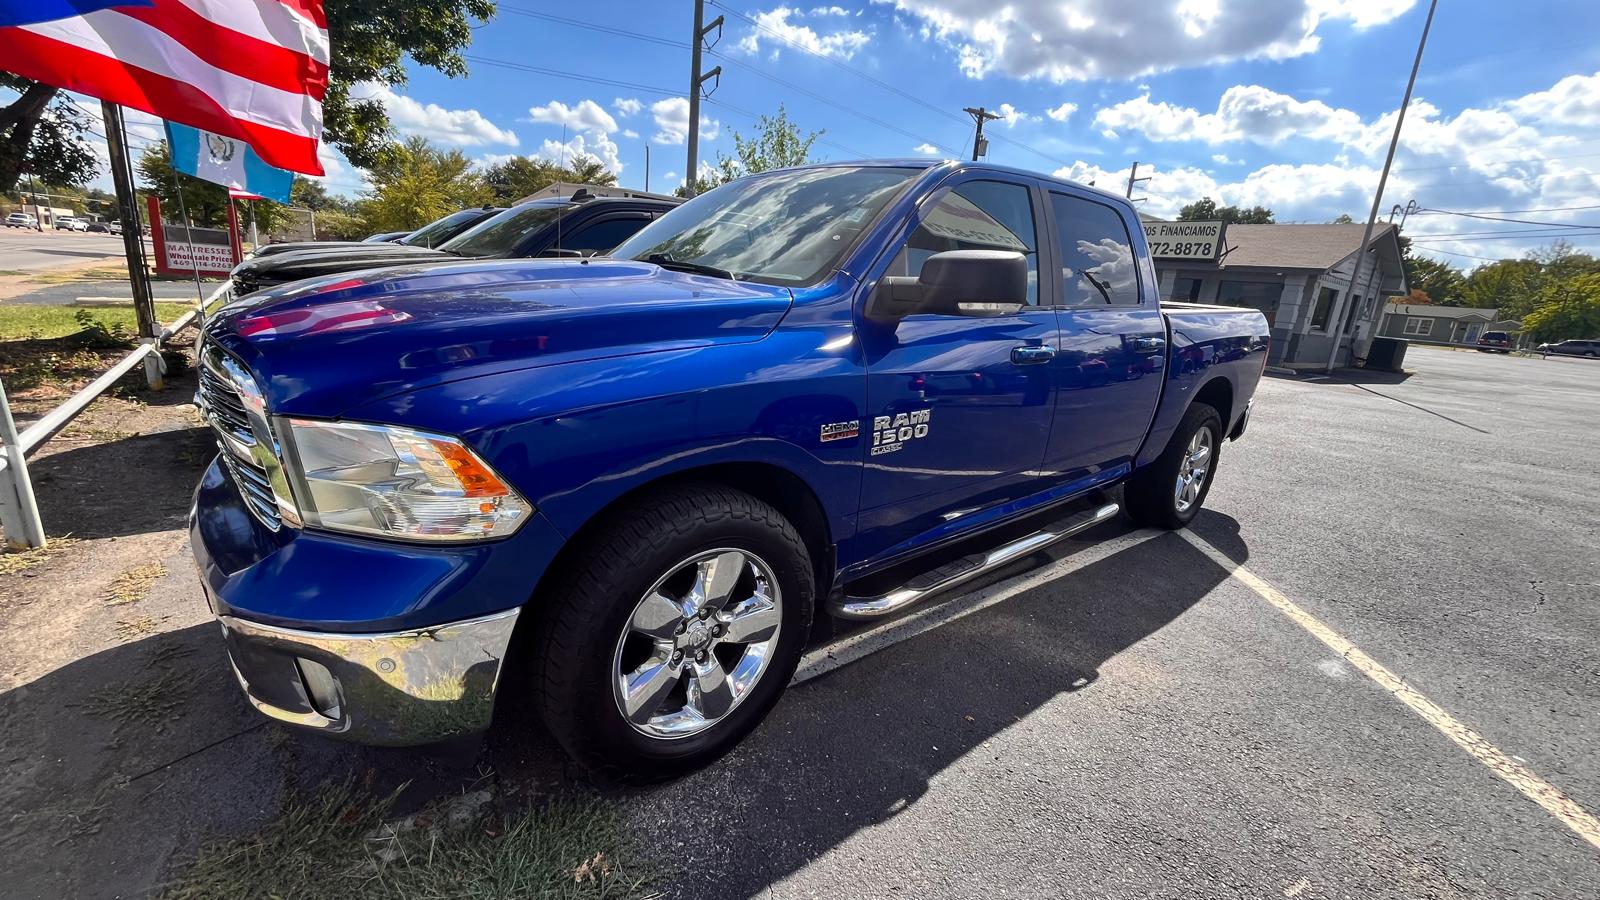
{"left": 830, "top": 502, "right": 1121, "bottom": 620}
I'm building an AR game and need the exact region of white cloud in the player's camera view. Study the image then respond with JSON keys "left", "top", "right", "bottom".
{"left": 533, "top": 131, "right": 624, "bottom": 176}
{"left": 913, "top": 143, "right": 942, "bottom": 154}
{"left": 1046, "top": 102, "right": 1077, "bottom": 122}
{"left": 353, "top": 82, "right": 518, "bottom": 147}
{"left": 810, "top": 5, "right": 850, "bottom": 14}
{"left": 1211, "top": 153, "right": 1240, "bottom": 165}
{"left": 526, "top": 99, "right": 618, "bottom": 135}
{"left": 623, "top": 129, "right": 640, "bottom": 140}
{"left": 613, "top": 97, "right": 643, "bottom": 117}
{"left": 650, "top": 97, "right": 721, "bottom": 145}
{"left": 995, "top": 103, "right": 1038, "bottom": 128}
{"left": 1093, "top": 85, "right": 1365, "bottom": 145}
{"left": 873, "top": 0, "right": 1416, "bottom": 81}
{"left": 738, "top": 6, "right": 871, "bottom": 60}
{"left": 1509, "top": 71, "right": 1600, "bottom": 127}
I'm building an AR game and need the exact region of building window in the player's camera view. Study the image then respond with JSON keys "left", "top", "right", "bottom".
{"left": 1216, "top": 280, "right": 1284, "bottom": 326}
{"left": 1171, "top": 277, "right": 1202, "bottom": 302}
{"left": 1402, "top": 316, "right": 1434, "bottom": 336}
{"left": 1310, "top": 287, "right": 1338, "bottom": 331}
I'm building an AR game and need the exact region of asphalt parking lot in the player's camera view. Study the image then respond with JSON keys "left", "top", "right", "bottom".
{"left": 0, "top": 227, "right": 127, "bottom": 272}
{"left": 3, "top": 346, "right": 1596, "bottom": 898}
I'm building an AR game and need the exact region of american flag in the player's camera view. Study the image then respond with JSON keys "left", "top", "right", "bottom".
{"left": 0, "top": 0, "right": 330, "bottom": 175}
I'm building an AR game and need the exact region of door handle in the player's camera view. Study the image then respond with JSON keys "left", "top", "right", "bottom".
{"left": 1132, "top": 337, "right": 1167, "bottom": 355}
{"left": 1011, "top": 345, "right": 1057, "bottom": 365}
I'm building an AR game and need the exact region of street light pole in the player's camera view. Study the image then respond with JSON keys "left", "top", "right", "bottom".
{"left": 1325, "top": 0, "right": 1438, "bottom": 373}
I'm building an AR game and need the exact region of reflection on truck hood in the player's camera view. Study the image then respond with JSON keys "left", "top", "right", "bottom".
{"left": 233, "top": 242, "right": 450, "bottom": 285}
{"left": 205, "top": 258, "right": 794, "bottom": 416}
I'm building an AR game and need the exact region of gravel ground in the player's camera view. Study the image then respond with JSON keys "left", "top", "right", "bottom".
{"left": 1, "top": 345, "right": 1595, "bottom": 899}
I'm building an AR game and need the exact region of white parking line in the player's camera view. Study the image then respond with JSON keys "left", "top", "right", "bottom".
{"left": 1179, "top": 530, "right": 1600, "bottom": 852}
{"left": 793, "top": 528, "right": 1165, "bottom": 684}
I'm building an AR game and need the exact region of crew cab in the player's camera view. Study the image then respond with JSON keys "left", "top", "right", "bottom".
{"left": 190, "top": 161, "right": 1268, "bottom": 779}
{"left": 227, "top": 196, "right": 675, "bottom": 297}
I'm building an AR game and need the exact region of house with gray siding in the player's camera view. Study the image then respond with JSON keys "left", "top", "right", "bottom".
{"left": 1379, "top": 303, "right": 1521, "bottom": 345}
{"left": 1150, "top": 222, "right": 1407, "bottom": 369}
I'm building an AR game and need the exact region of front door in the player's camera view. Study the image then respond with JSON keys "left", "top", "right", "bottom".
{"left": 854, "top": 175, "right": 1060, "bottom": 565}
{"left": 1041, "top": 187, "right": 1166, "bottom": 482}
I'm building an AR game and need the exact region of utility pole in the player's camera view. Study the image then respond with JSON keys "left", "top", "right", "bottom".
{"left": 1325, "top": 0, "right": 1437, "bottom": 373}
{"left": 1126, "top": 161, "right": 1151, "bottom": 201}
{"left": 645, "top": 144, "right": 651, "bottom": 193}
{"left": 1355, "top": 199, "right": 1418, "bottom": 335}
{"left": 101, "top": 101, "right": 162, "bottom": 389}
{"left": 685, "top": 0, "right": 723, "bottom": 198}
{"left": 963, "top": 107, "right": 1003, "bottom": 161}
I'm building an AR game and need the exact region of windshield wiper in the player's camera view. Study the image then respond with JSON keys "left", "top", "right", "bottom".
{"left": 644, "top": 253, "right": 736, "bottom": 280}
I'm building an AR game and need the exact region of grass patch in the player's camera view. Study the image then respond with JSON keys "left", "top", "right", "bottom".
{"left": 162, "top": 782, "right": 656, "bottom": 899}
{"left": 0, "top": 302, "right": 193, "bottom": 340}
{"left": 0, "top": 535, "right": 80, "bottom": 576}
{"left": 113, "top": 612, "right": 170, "bottom": 641}
{"left": 104, "top": 562, "right": 167, "bottom": 605}
{"left": 78, "top": 668, "right": 191, "bottom": 728}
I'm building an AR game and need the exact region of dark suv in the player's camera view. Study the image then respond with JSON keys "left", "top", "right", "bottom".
{"left": 1537, "top": 339, "right": 1600, "bottom": 358}
{"left": 229, "top": 195, "right": 677, "bottom": 297}
{"left": 1475, "top": 330, "right": 1513, "bottom": 353}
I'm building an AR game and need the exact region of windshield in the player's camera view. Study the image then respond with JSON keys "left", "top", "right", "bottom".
{"left": 400, "top": 209, "right": 489, "bottom": 248}
{"left": 610, "top": 166, "right": 920, "bottom": 284}
{"left": 438, "top": 203, "right": 572, "bottom": 258}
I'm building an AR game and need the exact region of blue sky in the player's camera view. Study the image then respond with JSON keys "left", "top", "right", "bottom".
{"left": 92, "top": 1, "right": 1600, "bottom": 266}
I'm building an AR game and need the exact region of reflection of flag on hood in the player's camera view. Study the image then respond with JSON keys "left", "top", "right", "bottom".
{"left": 0, "top": 0, "right": 329, "bottom": 175}
{"left": 166, "top": 120, "right": 293, "bottom": 203}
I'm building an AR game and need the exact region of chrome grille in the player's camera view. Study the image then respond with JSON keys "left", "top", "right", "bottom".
{"left": 196, "top": 338, "right": 283, "bottom": 530}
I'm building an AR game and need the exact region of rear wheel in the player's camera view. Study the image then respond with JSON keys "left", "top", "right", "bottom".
{"left": 1125, "top": 403, "right": 1223, "bottom": 530}
{"left": 529, "top": 485, "right": 813, "bottom": 782}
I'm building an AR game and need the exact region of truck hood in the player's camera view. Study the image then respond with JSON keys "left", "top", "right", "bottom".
{"left": 233, "top": 242, "right": 450, "bottom": 286}
{"left": 205, "top": 258, "right": 794, "bottom": 416}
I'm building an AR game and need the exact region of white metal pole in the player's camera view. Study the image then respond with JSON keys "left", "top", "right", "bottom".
{"left": 1326, "top": 0, "right": 1437, "bottom": 373}
{"left": 0, "top": 379, "right": 47, "bottom": 550}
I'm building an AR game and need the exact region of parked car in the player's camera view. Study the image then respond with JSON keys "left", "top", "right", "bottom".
{"left": 249, "top": 207, "right": 506, "bottom": 261}
{"left": 226, "top": 196, "right": 674, "bottom": 297}
{"left": 85, "top": 221, "right": 112, "bottom": 234}
{"left": 1538, "top": 339, "right": 1600, "bottom": 358}
{"left": 1475, "top": 330, "right": 1513, "bottom": 353}
{"left": 190, "top": 160, "right": 1269, "bottom": 778}
{"left": 6, "top": 212, "right": 38, "bottom": 228}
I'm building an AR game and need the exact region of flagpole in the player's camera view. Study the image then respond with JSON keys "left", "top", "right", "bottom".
{"left": 101, "top": 101, "right": 162, "bottom": 390}
{"left": 169, "top": 157, "right": 208, "bottom": 333}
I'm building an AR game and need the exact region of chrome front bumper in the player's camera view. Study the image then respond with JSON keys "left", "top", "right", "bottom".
{"left": 218, "top": 608, "right": 520, "bottom": 746}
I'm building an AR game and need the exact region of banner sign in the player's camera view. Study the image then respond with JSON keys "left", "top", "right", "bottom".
{"left": 1142, "top": 221, "right": 1226, "bottom": 261}
{"left": 146, "top": 195, "right": 237, "bottom": 277}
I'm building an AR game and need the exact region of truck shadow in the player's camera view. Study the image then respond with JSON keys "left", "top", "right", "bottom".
{"left": 603, "top": 520, "right": 1245, "bottom": 898}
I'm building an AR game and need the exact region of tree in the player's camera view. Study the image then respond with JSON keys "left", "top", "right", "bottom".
{"left": 483, "top": 156, "right": 618, "bottom": 205}
{"left": 1176, "top": 197, "right": 1274, "bottom": 224}
{"left": 0, "top": 74, "right": 99, "bottom": 193}
{"left": 1521, "top": 273, "right": 1600, "bottom": 342}
{"left": 676, "top": 104, "right": 822, "bottom": 197}
{"left": 290, "top": 176, "right": 353, "bottom": 213}
{"left": 1331, "top": 213, "right": 1356, "bottom": 224}
{"left": 1, "top": 0, "right": 495, "bottom": 190}
{"left": 1403, "top": 254, "right": 1467, "bottom": 306}
{"left": 356, "top": 136, "right": 490, "bottom": 233}
{"left": 135, "top": 142, "right": 290, "bottom": 233}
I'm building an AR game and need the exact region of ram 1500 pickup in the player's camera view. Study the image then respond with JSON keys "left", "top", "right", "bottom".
{"left": 191, "top": 160, "right": 1269, "bottom": 779}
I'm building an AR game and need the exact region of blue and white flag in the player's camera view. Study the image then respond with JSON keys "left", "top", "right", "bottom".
{"left": 164, "top": 120, "right": 294, "bottom": 204}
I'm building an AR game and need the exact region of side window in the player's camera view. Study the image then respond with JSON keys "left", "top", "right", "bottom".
{"left": 1048, "top": 192, "right": 1140, "bottom": 306}
{"left": 557, "top": 216, "right": 651, "bottom": 256}
{"left": 890, "top": 180, "right": 1039, "bottom": 305}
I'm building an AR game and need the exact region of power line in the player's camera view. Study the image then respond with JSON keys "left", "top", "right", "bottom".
{"left": 1421, "top": 203, "right": 1600, "bottom": 215}
{"left": 1409, "top": 231, "right": 1600, "bottom": 244}
{"left": 1414, "top": 246, "right": 1511, "bottom": 263}
{"left": 463, "top": 54, "right": 683, "bottom": 97}
{"left": 1415, "top": 208, "right": 1600, "bottom": 229}
{"left": 497, "top": 6, "right": 685, "bottom": 49}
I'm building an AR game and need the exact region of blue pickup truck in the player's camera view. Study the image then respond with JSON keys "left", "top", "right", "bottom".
{"left": 191, "top": 160, "right": 1268, "bottom": 779}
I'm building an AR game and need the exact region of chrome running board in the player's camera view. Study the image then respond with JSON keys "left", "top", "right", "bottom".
{"left": 830, "top": 502, "right": 1121, "bottom": 620}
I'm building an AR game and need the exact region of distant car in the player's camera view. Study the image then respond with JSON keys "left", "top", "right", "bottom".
{"left": 55, "top": 217, "right": 89, "bottom": 231}
{"left": 85, "top": 222, "right": 112, "bottom": 234}
{"left": 1475, "top": 330, "right": 1513, "bottom": 353}
{"left": 5, "top": 212, "right": 37, "bottom": 228}
{"left": 1537, "top": 339, "right": 1600, "bottom": 358}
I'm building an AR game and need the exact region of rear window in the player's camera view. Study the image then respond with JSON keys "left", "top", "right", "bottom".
{"left": 1482, "top": 331, "right": 1509, "bottom": 340}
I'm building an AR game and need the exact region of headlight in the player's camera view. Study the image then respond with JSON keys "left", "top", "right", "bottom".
{"left": 278, "top": 419, "right": 530, "bottom": 542}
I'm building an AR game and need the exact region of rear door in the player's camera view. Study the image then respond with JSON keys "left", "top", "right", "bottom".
{"left": 854, "top": 173, "right": 1062, "bottom": 562}
{"left": 1039, "top": 187, "right": 1166, "bottom": 482}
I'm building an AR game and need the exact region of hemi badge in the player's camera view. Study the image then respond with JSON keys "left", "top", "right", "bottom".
{"left": 820, "top": 420, "right": 860, "bottom": 442}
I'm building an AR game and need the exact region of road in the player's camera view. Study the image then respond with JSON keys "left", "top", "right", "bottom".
{"left": 3, "top": 346, "right": 1596, "bottom": 898}
{"left": 0, "top": 227, "right": 126, "bottom": 272}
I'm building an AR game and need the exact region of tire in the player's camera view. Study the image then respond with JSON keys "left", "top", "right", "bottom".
{"left": 528, "top": 484, "right": 813, "bottom": 782}
{"left": 1124, "top": 403, "right": 1223, "bottom": 530}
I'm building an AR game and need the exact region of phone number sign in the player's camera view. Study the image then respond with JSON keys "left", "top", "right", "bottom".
{"left": 1143, "top": 221, "right": 1225, "bottom": 261}
{"left": 165, "top": 241, "right": 236, "bottom": 274}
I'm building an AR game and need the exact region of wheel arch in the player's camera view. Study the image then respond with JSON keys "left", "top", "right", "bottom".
{"left": 1191, "top": 376, "right": 1235, "bottom": 429}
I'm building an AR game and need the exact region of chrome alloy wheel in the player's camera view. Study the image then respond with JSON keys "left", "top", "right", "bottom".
{"left": 1174, "top": 425, "right": 1214, "bottom": 513}
{"left": 611, "top": 548, "right": 783, "bottom": 739}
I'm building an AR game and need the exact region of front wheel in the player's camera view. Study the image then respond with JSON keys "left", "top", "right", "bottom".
{"left": 528, "top": 485, "right": 813, "bottom": 782}
{"left": 1124, "top": 403, "right": 1223, "bottom": 530}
